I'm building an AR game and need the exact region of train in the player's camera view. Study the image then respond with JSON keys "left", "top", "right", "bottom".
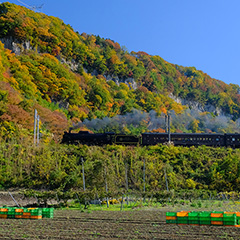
{"left": 61, "top": 130, "right": 240, "bottom": 148}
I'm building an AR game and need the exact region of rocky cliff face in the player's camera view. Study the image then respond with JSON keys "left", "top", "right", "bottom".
{"left": 0, "top": 37, "right": 38, "bottom": 55}
{"left": 169, "top": 93, "right": 224, "bottom": 116}
{"left": 105, "top": 75, "right": 138, "bottom": 90}
{"left": 1, "top": 37, "right": 138, "bottom": 90}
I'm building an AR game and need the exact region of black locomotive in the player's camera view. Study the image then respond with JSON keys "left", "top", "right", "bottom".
{"left": 62, "top": 130, "right": 240, "bottom": 148}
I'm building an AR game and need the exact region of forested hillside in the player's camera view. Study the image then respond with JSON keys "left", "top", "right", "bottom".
{"left": 0, "top": 2, "right": 240, "bottom": 142}
{"left": 0, "top": 2, "right": 240, "bottom": 194}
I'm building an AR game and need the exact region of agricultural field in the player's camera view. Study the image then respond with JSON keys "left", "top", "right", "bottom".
{"left": 0, "top": 209, "right": 239, "bottom": 239}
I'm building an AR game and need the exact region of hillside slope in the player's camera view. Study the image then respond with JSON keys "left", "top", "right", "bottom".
{"left": 0, "top": 2, "right": 240, "bottom": 141}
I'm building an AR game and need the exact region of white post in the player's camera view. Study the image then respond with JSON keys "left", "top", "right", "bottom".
{"left": 37, "top": 115, "right": 40, "bottom": 146}
{"left": 81, "top": 157, "right": 85, "bottom": 191}
{"left": 34, "top": 109, "right": 37, "bottom": 145}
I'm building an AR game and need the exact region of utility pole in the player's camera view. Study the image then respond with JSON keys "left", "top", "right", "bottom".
{"left": 34, "top": 109, "right": 37, "bottom": 145}
{"left": 125, "top": 162, "right": 129, "bottom": 205}
{"left": 165, "top": 114, "right": 168, "bottom": 133}
{"left": 37, "top": 115, "right": 40, "bottom": 146}
{"left": 34, "top": 109, "right": 40, "bottom": 146}
{"left": 164, "top": 168, "right": 169, "bottom": 192}
{"left": 81, "top": 157, "right": 86, "bottom": 191}
{"left": 168, "top": 113, "right": 171, "bottom": 143}
{"left": 143, "top": 158, "right": 146, "bottom": 193}
{"left": 143, "top": 158, "right": 146, "bottom": 203}
{"left": 104, "top": 165, "right": 109, "bottom": 208}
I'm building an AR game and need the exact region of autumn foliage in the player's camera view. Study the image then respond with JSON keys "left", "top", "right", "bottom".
{"left": 0, "top": 2, "right": 239, "bottom": 141}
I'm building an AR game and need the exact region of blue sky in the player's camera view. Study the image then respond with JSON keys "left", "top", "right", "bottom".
{"left": 4, "top": 0, "right": 240, "bottom": 86}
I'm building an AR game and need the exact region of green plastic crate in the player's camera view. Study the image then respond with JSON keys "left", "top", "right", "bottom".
{"left": 30, "top": 209, "right": 42, "bottom": 216}
{"left": 223, "top": 213, "right": 236, "bottom": 219}
{"left": 211, "top": 217, "right": 223, "bottom": 221}
{"left": 42, "top": 208, "right": 54, "bottom": 218}
{"left": 188, "top": 212, "right": 199, "bottom": 217}
{"left": 188, "top": 212, "right": 199, "bottom": 220}
{"left": 199, "top": 213, "right": 211, "bottom": 225}
{"left": 166, "top": 212, "right": 177, "bottom": 217}
{"left": 177, "top": 217, "right": 188, "bottom": 224}
{"left": 224, "top": 220, "right": 237, "bottom": 226}
{"left": 199, "top": 220, "right": 211, "bottom": 225}
{"left": 23, "top": 209, "right": 30, "bottom": 213}
{"left": 199, "top": 212, "right": 211, "bottom": 222}
{"left": 42, "top": 213, "right": 54, "bottom": 218}
{"left": 199, "top": 212, "right": 211, "bottom": 217}
{"left": 189, "top": 220, "right": 199, "bottom": 225}
{"left": 7, "top": 210, "right": 15, "bottom": 215}
{"left": 166, "top": 219, "right": 177, "bottom": 224}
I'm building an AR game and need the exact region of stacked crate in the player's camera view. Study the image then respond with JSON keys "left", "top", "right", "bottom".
{"left": 0, "top": 208, "right": 8, "bottom": 219}
{"left": 176, "top": 211, "right": 189, "bottom": 225}
{"left": 15, "top": 208, "right": 23, "bottom": 219}
{"left": 236, "top": 212, "right": 240, "bottom": 226}
{"left": 22, "top": 208, "right": 31, "bottom": 219}
{"left": 211, "top": 211, "right": 223, "bottom": 226}
{"left": 223, "top": 212, "right": 237, "bottom": 226}
{"left": 166, "top": 211, "right": 240, "bottom": 227}
{"left": 7, "top": 207, "right": 15, "bottom": 219}
{"left": 29, "top": 208, "right": 42, "bottom": 219}
{"left": 42, "top": 208, "right": 54, "bottom": 219}
{"left": 166, "top": 212, "right": 177, "bottom": 224}
{"left": 0, "top": 207, "right": 54, "bottom": 220}
{"left": 188, "top": 211, "right": 199, "bottom": 225}
{"left": 199, "top": 211, "right": 211, "bottom": 225}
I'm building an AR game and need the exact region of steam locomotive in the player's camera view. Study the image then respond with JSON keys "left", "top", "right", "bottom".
{"left": 61, "top": 130, "right": 240, "bottom": 148}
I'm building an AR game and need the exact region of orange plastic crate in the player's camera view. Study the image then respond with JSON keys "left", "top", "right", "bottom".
{"left": 177, "top": 211, "right": 190, "bottom": 217}
{"left": 15, "top": 209, "right": 24, "bottom": 213}
{"left": 0, "top": 208, "right": 8, "bottom": 212}
{"left": 0, "top": 214, "right": 7, "bottom": 219}
{"left": 23, "top": 212, "right": 31, "bottom": 216}
{"left": 15, "top": 215, "right": 22, "bottom": 219}
{"left": 30, "top": 215, "right": 42, "bottom": 219}
{"left": 166, "top": 216, "right": 177, "bottom": 220}
{"left": 211, "top": 213, "right": 223, "bottom": 218}
{"left": 211, "top": 221, "right": 223, "bottom": 225}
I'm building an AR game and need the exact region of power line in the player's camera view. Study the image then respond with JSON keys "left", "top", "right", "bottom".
{"left": 16, "top": 0, "right": 43, "bottom": 12}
